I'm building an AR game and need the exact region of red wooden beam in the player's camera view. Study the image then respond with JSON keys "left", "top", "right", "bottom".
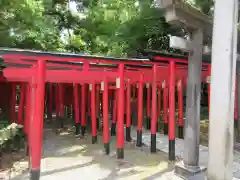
{"left": 3, "top": 66, "right": 208, "bottom": 84}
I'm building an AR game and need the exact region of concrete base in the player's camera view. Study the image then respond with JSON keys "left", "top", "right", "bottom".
{"left": 174, "top": 161, "right": 206, "bottom": 180}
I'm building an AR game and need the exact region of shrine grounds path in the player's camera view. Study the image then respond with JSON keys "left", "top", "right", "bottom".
{"left": 9, "top": 126, "right": 174, "bottom": 180}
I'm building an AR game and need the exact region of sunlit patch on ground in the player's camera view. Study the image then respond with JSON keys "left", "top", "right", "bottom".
{"left": 8, "top": 128, "right": 174, "bottom": 180}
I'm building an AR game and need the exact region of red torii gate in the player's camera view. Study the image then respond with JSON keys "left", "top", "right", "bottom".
{"left": 0, "top": 48, "right": 210, "bottom": 180}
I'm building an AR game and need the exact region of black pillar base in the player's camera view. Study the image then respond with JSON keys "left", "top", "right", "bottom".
{"left": 164, "top": 123, "right": 168, "bottom": 135}
{"left": 26, "top": 143, "right": 29, "bottom": 156}
{"left": 151, "top": 134, "right": 156, "bottom": 153}
{"left": 117, "top": 148, "right": 124, "bottom": 159}
{"left": 111, "top": 123, "right": 116, "bottom": 136}
{"left": 86, "top": 115, "right": 92, "bottom": 131}
{"left": 97, "top": 118, "right": 100, "bottom": 130}
{"left": 81, "top": 126, "right": 86, "bottom": 136}
{"left": 25, "top": 135, "right": 29, "bottom": 156}
{"left": 104, "top": 142, "right": 110, "bottom": 155}
{"left": 235, "top": 120, "right": 238, "bottom": 129}
{"left": 178, "top": 126, "right": 184, "bottom": 139}
{"left": 146, "top": 117, "right": 151, "bottom": 130}
{"left": 75, "top": 123, "right": 81, "bottom": 135}
{"left": 124, "top": 114, "right": 127, "bottom": 124}
{"left": 169, "top": 140, "right": 175, "bottom": 161}
{"left": 30, "top": 169, "right": 40, "bottom": 180}
{"left": 87, "top": 115, "right": 91, "bottom": 122}
{"left": 92, "top": 136, "right": 97, "bottom": 144}
{"left": 156, "top": 122, "right": 159, "bottom": 132}
{"left": 59, "top": 117, "right": 64, "bottom": 129}
{"left": 125, "top": 127, "right": 131, "bottom": 142}
{"left": 136, "top": 130, "right": 142, "bottom": 147}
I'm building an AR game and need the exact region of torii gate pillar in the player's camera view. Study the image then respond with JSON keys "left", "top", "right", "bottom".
{"left": 238, "top": 61, "right": 240, "bottom": 140}
{"left": 208, "top": 0, "right": 238, "bottom": 179}
{"left": 156, "top": 0, "right": 211, "bottom": 178}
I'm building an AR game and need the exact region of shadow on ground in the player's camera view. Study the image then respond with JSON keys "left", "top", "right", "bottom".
{"left": 11, "top": 122, "right": 174, "bottom": 180}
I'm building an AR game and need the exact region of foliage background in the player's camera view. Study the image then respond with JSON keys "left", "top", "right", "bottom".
{"left": 0, "top": 0, "right": 214, "bottom": 57}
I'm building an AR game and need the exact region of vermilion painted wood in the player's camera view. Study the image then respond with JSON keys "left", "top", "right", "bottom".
{"left": 103, "top": 78, "right": 109, "bottom": 145}
{"left": 96, "top": 85, "right": 100, "bottom": 118}
{"left": 157, "top": 87, "right": 161, "bottom": 119}
{"left": 24, "top": 83, "right": 30, "bottom": 134}
{"left": 91, "top": 83, "right": 97, "bottom": 137}
{"left": 55, "top": 84, "right": 60, "bottom": 118}
{"left": 147, "top": 84, "right": 151, "bottom": 117}
{"left": 29, "top": 59, "right": 46, "bottom": 171}
{"left": 59, "top": 84, "right": 64, "bottom": 117}
{"left": 81, "top": 84, "right": 87, "bottom": 127}
{"left": 168, "top": 61, "right": 175, "bottom": 141}
{"left": 112, "top": 89, "right": 118, "bottom": 125}
{"left": 137, "top": 74, "right": 144, "bottom": 132}
{"left": 177, "top": 79, "right": 184, "bottom": 127}
{"left": 2, "top": 54, "right": 209, "bottom": 84}
{"left": 126, "top": 79, "right": 131, "bottom": 128}
{"left": 116, "top": 64, "right": 125, "bottom": 154}
{"left": 18, "top": 83, "right": 25, "bottom": 125}
{"left": 47, "top": 83, "right": 53, "bottom": 120}
{"left": 73, "top": 84, "right": 80, "bottom": 124}
{"left": 10, "top": 83, "right": 16, "bottom": 122}
{"left": 2, "top": 66, "right": 209, "bottom": 84}
{"left": 151, "top": 64, "right": 158, "bottom": 135}
{"left": 163, "top": 85, "right": 168, "bottom": 124}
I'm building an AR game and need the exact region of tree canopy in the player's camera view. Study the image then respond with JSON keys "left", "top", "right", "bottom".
{"left": 0, "top": 0, "right": 214, "bottom": 57}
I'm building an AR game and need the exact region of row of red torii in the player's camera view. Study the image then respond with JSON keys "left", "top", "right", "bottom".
{"left": 0, "top": 49, "right": 238, "bottom": 180}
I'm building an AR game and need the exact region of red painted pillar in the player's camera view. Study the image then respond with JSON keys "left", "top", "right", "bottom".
{"left": 177, "top": 79, "right": 184, "bottom": 139}
{"left": 73, "top": 83, "right": 80, "bottom": 135}
{"left": 111, "top": 89, "right": 117, "bottom": 136}
{"left": 126, "top": 79, "right": 131, "bottom": 142}
{"left": 81, "top": 84, "right": 87, "bottom": 136}
{"left": 168, "top": 61, "right": 175, "bottom": 161}
{"left": 29, "top": 59, "right": 46, "bottom": 180}
{"left": 102, "top": 79, "right": 110, "bottom": 154}
{"left": 136, "top": 74, "right": 144, "bottom": 147}
{"left": 23, "top": 82, "right": 32, "bottom": 158}
{"left": 47, "top": 83, "right": 53, "bottom": 120}
{"left": 117, "top": 64, "right": 125, "bottom": 159}
{"left": 96, "top": 85, "right": 100, "bottom": 130}
{"left": 27, "top": 80, "right": 37, "bottom": 158}
{"left": 146, "top": 83, "right": 151, "bottom": 129}
{"left": 151, "top": 64, "right": 157, "bottom": 153}
{"left": 110, "top": 89, "right": 114, "bottom": 116}
{"left": 235, "top": 75, "right": 239, "bottom": 128}
{"left": 87, "top": 86, "right": 91, "bottom": 119}
{"left": 10, "top": 83, "right": 16, "bottom": 123}
{"left": 18, "top": 83, "right": 25, "bottom": 125}
{"left": 24, "top": 83, "right": 30, "bottom": 134}
{"left": 59, "top": 84, "right": 64, "bottom": 117}
{"left": 56, "top": 84, "right": 64, "bottom": 128}
{"left": 163, "top": 81, "right": 168, "bottom": 135}
{"left": 157, "top": 87, "right": 161, "bottom": 121}
{"left": 91, "top": 83, "right": 97, "bottom": 143}
{"left": 133, "top": 85, "right": 136, "bottom": 99}
{"left": 55, "top": 84, "right": 60, "bottom": 119}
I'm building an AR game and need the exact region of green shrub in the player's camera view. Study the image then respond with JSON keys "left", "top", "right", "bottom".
{"left": 0, "top": 123, "right": 25, "bottom": 153}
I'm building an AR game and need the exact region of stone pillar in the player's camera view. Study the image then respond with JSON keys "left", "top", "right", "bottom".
{"left": 208, "top": 0, "right": 238, "bottom": 179}
{"left": 175, "top": 28, "right": 206, "bottom": 178}
{"left": 184, "top": 29, "right": 203, "bottom": 166}
{"left": 237, "top": 62, "right": 240, "bottom": 142}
